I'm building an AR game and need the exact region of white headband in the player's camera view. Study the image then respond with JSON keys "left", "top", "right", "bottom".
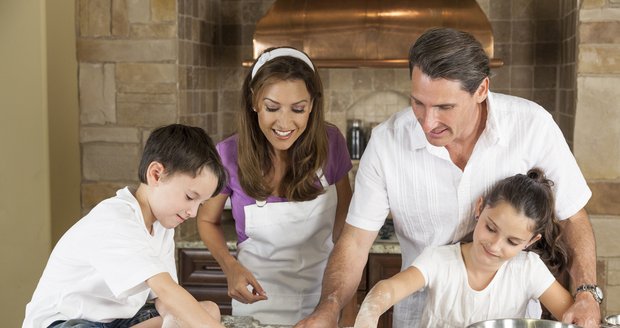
{"left": 251, "top": 48, "right": 315, "bottom": 79}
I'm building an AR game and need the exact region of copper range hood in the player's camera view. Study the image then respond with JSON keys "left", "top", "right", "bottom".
{"left": 247, "top": 0, "right": 502, "bottom": 68}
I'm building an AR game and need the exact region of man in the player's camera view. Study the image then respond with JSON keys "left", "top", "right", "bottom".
{"left": 295, "top": 27, "right": 600, "bottom": 328}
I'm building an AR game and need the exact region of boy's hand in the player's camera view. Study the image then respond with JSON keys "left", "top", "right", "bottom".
{"left": 226, "top": 262, "right": 267, "bottom": 304}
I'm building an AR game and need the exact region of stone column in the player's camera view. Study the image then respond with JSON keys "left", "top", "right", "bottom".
{"left": 76, "top": 0, "right": 178, "bottom": 211}
{"left": 574, "top": 0, "right": 620, "bottom": 317}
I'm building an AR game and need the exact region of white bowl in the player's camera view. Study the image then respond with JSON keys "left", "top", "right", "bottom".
{"left": 605, "top": 314, "right": 620, "bottom": 325}
{"left": 466, "top": 318, "right": 581, "bottom": 328}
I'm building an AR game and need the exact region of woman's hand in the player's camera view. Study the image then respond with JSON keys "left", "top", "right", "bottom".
{"left": 226, "top": 261, "right": 268, "bottom": 304}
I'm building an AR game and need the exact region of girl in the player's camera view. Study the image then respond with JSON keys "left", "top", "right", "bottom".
{"left": 196, "top": 47, "right": 353, "bottom": 325}
{"left": 354, "top": 168, "right": 574, "bottom": 328}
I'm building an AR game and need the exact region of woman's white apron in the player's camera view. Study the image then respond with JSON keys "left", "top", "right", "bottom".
{"left": 232, "top": 173, "right": 337, "bottom": 325}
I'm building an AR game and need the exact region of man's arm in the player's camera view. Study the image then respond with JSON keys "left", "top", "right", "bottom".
{"left": 295, "top": 223, "right": 379, "bottom": 328}
{"left": 559, "top": 208, "right": 601, "bottom": 328}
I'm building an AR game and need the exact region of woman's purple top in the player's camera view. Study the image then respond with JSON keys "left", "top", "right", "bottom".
{"left": 217, "top": 125, "right": 352, "bottom": 243}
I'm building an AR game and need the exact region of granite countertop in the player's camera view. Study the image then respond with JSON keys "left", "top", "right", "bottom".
{"left": 221, "top": 316, "right": 290, "bottom": 328}
{"left": 176, "top": 220, "right": 401, "bottom": 254}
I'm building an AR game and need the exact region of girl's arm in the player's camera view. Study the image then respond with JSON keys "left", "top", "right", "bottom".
{"left": 333, "top": 174, "right": 352, "bottom": 242}
{"left": 354, "top": 266, "right": 426, "bottom": 328}
{"left": 539, "top": 280, "right": 574, "bottom": 322}
{"left": 196, "top": 194, "right": 267, "bottom": 304}
{"left": 147, "top": 272, "right": 225, "bottom": 328}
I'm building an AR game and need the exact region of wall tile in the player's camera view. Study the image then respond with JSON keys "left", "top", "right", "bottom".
{"left": 127, "top": 0, "right": 151, "bottom": 23}
{"left": 117, "top": 82, "right": 177, "bottom": 93}
{"left": 116, "top": 63, "right": 177, "bottom": 83}
{"left": 534, "top": 0, "right": 560, "bottom": 19}
{"left": 78, "top": 39, "right": 177, "bottom": 62}
{"left": 581, "top": 0, "right": 606, "bottom": 10}
{"left": 490, "top": 0, "right": 512, "bottom": 19}
{"left": 511, "top": 0, "right": 534, "bottom": 19}
{"left": 579, "top": 45, "right": 620, "bottom": 74}
{"left": 580, "top": 22, "right": 620, "bottom": 44}
{"left": 80, "top": 127, "right": 140, "bottom": 143}
{"left": 112, "top": 0, "right": 130, "bottom": 36}
{"left": 79, "top": 0, "right": 112, "bottom": 37}
{"left": 82, "top": 143, "right": 140, "bottom": 181}
{"left": 575, "top": 76, "right": 620, "bottom": 179}
{"left": 510, "top": 66, "right": 533, "bottom": 89}
{"left": 152, "top": 0, "right": 176, "bottom": 22}
{"left": 534, "top": 66, "right": 557, "bottom": 89}
{"left": 79, "top": 63, "right": 116, "bottom": 124}
{"left": 586, "top": 182, "right": 620, "bottom": 216}
{"left": 512, "top": 20, "right": 534, "bottom": 43}
{"left": 81, "top": 182, "right": 129, "bottom": 211}
{"left": 535, "top": 42, "right": 560, "bottom": 65}
{"left": 130, "top": 23, "right": 177, "bottom": 38}
{"left": 511, "top": 43, "right": 535, "bottom": 65}
{"left": 116, "top": 102, "right": 177, "bottom": 126}
{"left": 117, "top": 93, "right": 177, "bottom": 104}
{"left": 609, "top": 258, "right": 620, "bottom": 285}
{"left": 591, "top": 216, "right": 620, "bottom": 258}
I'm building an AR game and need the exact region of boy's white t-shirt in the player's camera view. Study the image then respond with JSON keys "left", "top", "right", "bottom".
{"left": 23, "top": 187, "right": 177, "bottom": 328}
{"left": 412, "top": 243, "right": 555, "bottom": 328}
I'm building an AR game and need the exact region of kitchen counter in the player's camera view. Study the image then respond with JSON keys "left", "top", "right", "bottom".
{"left": 221, "top": 316, "right": 290, "bottom": 328}
{"left": 176, "top": 220, "right": 401, "bottom": 254}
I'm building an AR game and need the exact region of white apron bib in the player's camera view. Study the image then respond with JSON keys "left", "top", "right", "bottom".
{"left": 232, "top": 173, "right": 337, "bottom": 325}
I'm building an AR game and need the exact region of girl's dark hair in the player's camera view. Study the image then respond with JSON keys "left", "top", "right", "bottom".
{"left": 482, "top": 168, "right": 569, "bottom": 275}
{"left": 408, "top": 27, "right": 490, "bottom": 95}
{"left": 138, "top": 124, "right": 228, "bottom": 198}
{"left": 237, "top": 47, "right": 328, "bottom": 201}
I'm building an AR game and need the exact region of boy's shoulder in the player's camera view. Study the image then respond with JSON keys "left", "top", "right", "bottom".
{"left": 82, "top": 188, "right": 142, "bottom": 227}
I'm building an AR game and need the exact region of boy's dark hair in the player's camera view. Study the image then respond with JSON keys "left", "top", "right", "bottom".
{"left": 408, "top": 27, "right": 490, "bottom": 95}
{"left": 138, "top": 124, "right": 227, "bottom": 197}
{"left": 482, "top": 168, "right": 569, "bottom": 275}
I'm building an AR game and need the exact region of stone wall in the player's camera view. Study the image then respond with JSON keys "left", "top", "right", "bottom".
{"left": 575, "top": 0, "right": 620, "bottom": 317}
{"left": 77, "top": 0, "right": 179, "bottom": 210}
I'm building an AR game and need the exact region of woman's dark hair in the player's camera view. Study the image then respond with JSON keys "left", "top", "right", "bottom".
{"left": 138, "top": 124, "right": 228, "bottom": 197}
{"left": 237, "top": 47, "right": 328, "bottom": 201}
{"left": 482, "top": 168, "right": 569, "bottom": 275}
{"left": 408, "top": 27, "right": 490, "bottom": 94}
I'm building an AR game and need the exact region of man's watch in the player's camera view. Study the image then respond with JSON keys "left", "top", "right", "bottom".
{"left": 575, "top": 284, "right": 604, "bottom": 304}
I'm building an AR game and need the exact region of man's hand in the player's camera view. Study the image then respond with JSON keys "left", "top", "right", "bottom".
{"left": 561, "top": 292, "right": 601, "bottom": 328}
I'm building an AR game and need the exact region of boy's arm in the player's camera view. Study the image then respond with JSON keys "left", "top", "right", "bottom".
{"left": 539, "top": 280, "right": 574, "bottom": 323}
{"left": 354, "top": 266, "right": 425, "bottom": 328}
{"left": 146, "top": 272, "right": 225, "bottom": 328}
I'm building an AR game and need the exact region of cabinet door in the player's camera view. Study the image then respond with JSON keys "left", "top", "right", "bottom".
{"left": 178, "top": 248, "right": 235, "bottom": 315}
{"left": 368, "top": 254, "right": 402, "bottom": 328}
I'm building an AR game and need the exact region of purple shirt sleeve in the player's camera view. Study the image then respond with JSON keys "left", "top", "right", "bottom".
{"left": 215, "top": 126, "right": 352, "bottom": 244}
{"left": 325, "top": 124, "right": 353, "bottom": 184}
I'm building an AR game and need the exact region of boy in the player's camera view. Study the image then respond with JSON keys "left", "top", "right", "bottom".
{"left": 24, "top": 124, "right": 228, "bottom": 328}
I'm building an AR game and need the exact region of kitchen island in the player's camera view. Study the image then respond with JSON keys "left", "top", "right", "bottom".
{"left": 177, "top": 220, "right": 400, "bottom": 328}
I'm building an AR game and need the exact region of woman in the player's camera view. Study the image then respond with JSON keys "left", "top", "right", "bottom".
{"left": 196, "top": 47, "right": 353, "bottom": 325}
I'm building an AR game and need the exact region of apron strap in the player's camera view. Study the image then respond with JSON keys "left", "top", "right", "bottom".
{"left": 255, "top": 168, "right": 329, "bottom": 206}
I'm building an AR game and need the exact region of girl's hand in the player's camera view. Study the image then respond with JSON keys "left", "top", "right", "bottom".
{"left": 353, "top": 312, "right": 379, "bottom": 328}
{"left": 226, "top": 262, "right": 268, "bottom": 304}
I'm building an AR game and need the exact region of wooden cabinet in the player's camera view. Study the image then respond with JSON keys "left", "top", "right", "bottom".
{"left": 367, "top": 253, "right": 402, "bottom": 328}
{"left": 178, "top": 247, "right": 402, "bottom": 327}
{"left": 178, "top": 248, "right": 235, "bottom": 315}
{"left": 336, "top": 253, "right": 403, "bottom": 328}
